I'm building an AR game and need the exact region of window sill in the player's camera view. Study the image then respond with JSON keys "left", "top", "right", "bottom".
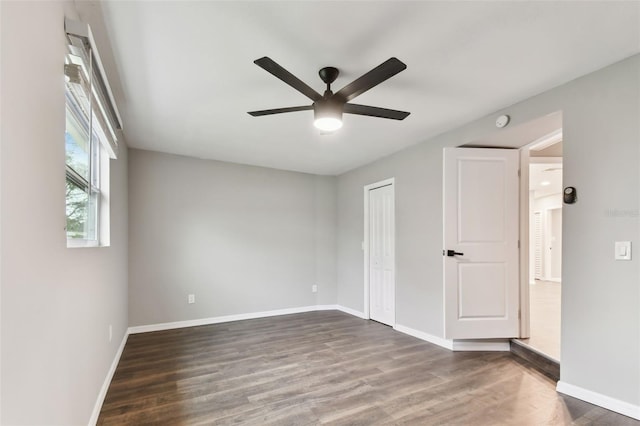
{"left": 67, "top": 238, "right": 100, "bottom": 249}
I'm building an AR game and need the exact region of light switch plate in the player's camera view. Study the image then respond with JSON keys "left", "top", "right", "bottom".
{"left": 615, "top": 241, "right": 631, "bottom": 260}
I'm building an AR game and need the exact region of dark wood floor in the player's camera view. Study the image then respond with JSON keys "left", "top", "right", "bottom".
{"left": 99, "top": 311, "right": 639, "bottom": 425}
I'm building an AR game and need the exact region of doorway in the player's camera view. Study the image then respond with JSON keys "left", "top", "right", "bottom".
{"left": 363, "top": 179, "right": 395, "bottom": 327}
{"left": 451, "top": 112, "right": 564, "bottom": 359}
{"left": 522, "top": 136, "right": 563, "bottom": 361}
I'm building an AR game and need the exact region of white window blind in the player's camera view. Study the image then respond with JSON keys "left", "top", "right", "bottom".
{"left": 64, "top": 18, "right": 122, "bottom": 159}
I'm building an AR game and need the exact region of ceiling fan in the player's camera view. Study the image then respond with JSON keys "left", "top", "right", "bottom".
{"left": 248, "top": 57, "right": 410, "bottom": 132}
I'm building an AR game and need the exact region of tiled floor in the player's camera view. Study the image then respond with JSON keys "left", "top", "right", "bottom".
{"left": 518, "top": 280, "right": 561, "bottom": 361}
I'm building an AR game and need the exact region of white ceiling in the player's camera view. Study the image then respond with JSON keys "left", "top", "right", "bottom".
{"left": 90, "top": 1, "right": 640, "bottom": 175}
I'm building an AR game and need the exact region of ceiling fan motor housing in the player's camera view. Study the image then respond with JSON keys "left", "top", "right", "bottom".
{"left": 319, "top": 66, "right": 339, "bottom": 86}
{"left": 314, "top": 97, "right": 344, "bottom": 116}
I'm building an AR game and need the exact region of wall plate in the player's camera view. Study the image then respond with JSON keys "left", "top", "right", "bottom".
{"left": 615, "top": 241, "right": 631, "bottom": 260}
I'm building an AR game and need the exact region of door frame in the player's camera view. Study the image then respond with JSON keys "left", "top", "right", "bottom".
{"left": 519, "top": 148, "right": 531, "bottom": 338}
{"left": 363, "top": 177, "right": 395, "bottom": 321}
{"left": 519, "top": 145, "right": 563, "bottom": 338}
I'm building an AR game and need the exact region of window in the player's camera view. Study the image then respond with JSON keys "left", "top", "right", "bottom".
{"left": 64, "top": 19, "right": 121, "bottom": 247}
{"left": 65, "top": 85, "right": 100, "bottom": 241}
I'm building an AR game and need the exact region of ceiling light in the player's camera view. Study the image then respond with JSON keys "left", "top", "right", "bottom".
{"left": 314, "top": 100, "right": 343, "bottom": 132}
{"left": 314, "top": 117, "right": 342, "bottom": 132}
{"left": 541, "top": 181, "right": 551, "bottom": 186}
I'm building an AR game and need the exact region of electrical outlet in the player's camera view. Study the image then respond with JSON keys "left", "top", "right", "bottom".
{"left": 109, "top": 325, "right": 112, "bottom": 342}
{"left": 312, "top": 285, "right": 318, "bottom": 293}
{"left": 188, "top": 294, "right": 195, "bottom": 304}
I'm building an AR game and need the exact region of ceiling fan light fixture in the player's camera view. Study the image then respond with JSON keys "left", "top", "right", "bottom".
{"left": 313, "top": 102, "right": 343, "bottom": 132}
{"left": 248, "top": 57, "right": 410, "bottom": 131}
{"left": 314, "top": 116, "right": 343, "bottom": 132}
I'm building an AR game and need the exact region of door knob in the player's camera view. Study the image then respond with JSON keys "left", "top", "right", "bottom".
{"left": 444, "top": 250, "right": 464, "bottom": 257}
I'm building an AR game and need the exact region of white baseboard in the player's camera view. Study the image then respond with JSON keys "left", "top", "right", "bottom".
{"left": 336, "top": 305, "right": 365, "bottom": 319}
{"left": 394, "top": 324, "right": 454, "bottom": 350}
{"left": 379, "top": 324, "right": 510, "bottom": 352}
{"left": 128, "top": 305, "right": 367, "bottom": 334}
{"left": 549, "top": 278, "right": 561, "bottom": 283}
{"left": 451, "top": 340, "right": 510, "bottom": 351}
{"left": 89, "top": 331, "right": 129, "bottom": 426}
{"left": 128, "top": 306, "right": 509, "bottom": 350}
{"left": 557, "top": 381, "right": 640, "bottom": 420}
{"left": 315, "top": 304, "right": 339, "bottom": 311}
{"left": 128, "top": 305, "right": 330, "bottom": 334}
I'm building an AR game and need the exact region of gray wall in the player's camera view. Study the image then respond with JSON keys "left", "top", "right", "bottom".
{"left": 314, "top": 177, "right": 338, "bottom": 305}
{"left": 560, "top": 56, "right": 638, "bottom": 404}
{"left": 337, "top": 55, "right": 639, "bottom": 406}
{"left": 0, "top": 1, "right": 129, "bottom": 424}
{"left": 0, "top": 1, "right": 636, "bottom": 421}
{"left": 128, "top": 149, "right": 337, "bottom": 326}
{"left": 337, "top": 141, "right": 446, "bottom": 331}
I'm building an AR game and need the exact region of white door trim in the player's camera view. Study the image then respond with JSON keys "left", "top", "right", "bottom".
{"left": 519, "top": 143, "right": 562, "bottom": 338}
{"left": 363, "top": 177, "right": 395, "bottom": 321}
{"left": 519, "top": 148, "right": 531, "bottom": 338}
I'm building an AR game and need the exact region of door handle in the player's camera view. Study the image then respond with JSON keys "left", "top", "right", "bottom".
{"left": 444, "top": 250, "right": 464, "bottom": 257}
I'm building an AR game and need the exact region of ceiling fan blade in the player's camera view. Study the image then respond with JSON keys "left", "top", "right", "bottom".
{"left": 254, "top": 57, "right": 322, "bottom": 102}
{"left": 334, "top": 58, "right": 407, "bottom": 102}
{"left": 343, "top": 103, "right": 410, "bottom": 120}
{"left": 248, "top": 105, "right": 313, "bottom": 117}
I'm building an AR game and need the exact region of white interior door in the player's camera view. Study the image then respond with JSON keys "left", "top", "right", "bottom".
{"left": 369, "top": 183, "right": 395, "bottom": 326}
{"left": 443, "top": 148, "right": 520, "bottom": 339}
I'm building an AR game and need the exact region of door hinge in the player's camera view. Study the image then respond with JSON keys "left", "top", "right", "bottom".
{"left": 518, "top": 309, "right": 521, "bottom": 319}
{"left": 518, "top": 240, "right": 520, "bottom": 249}
{"left": 518, "top": 169, "right": 521, "bottom": 177}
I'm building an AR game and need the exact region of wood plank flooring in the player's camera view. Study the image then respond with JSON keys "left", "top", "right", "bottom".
{"left": 510, "top": 339, "right": 560, "bottom": 382}
{"left": 99, "top": 311, "right": 639, "bottom": 425}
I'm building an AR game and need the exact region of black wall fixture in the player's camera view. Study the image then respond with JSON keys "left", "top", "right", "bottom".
{"left": 564, "top": 186, "right": 577, "bottom": 204}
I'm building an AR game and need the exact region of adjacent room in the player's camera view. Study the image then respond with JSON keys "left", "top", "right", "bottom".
{"left": 1, "top": 1, "right": 639, "bottom": 425}
{"left": 522, "top": 135, "right": 564, "bottom": 361}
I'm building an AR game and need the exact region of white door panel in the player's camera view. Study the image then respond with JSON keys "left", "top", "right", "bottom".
{"left": 458, "top": 262, "right": 507, "bottom": 318}
{"left": 458, "top": 159, "right": 507, "bottom": 243}
{"left": 444, "top": 148, "right": 520, "bottom": 339}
